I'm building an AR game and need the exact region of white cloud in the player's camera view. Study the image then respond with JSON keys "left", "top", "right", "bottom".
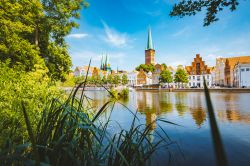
{"left": 172, "top": 27, "right": 189, "bottom": 37}
{"left": 102, "top": 21, "right": 129, "bottom": 47}
{"left": 67, "top": 33, "right": 88, "bottom": 39}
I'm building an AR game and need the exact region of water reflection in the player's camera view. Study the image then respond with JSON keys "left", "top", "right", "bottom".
{"left": 174, "top": 93, "right": 188, "bottom": 117}
{"left": 84, "top": 91, "right": 250, "bottom": 127}
{"left": 82, "top": 91, "right": 250, "bottom": 166}
{"left": 190, "top": 107, "right": 207, "bottom": 127}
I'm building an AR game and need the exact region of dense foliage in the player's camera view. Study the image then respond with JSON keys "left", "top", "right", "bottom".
{"left": 0, "top": 0, "right": 89, "bottom": 81}
{"left": 63, "top": 74, "right": 128, "bottom": 87}
{"left": 136, "top": 64, "right": 155, "bottom": 73}
{"left": 159, "top": 70, "right": 173, "bottom": 84}
{"left": 174, "top": 68, "right": 189, "bottom": 84}
{"left": 0, "top": 62, "right": 62, "bottom": 147}
{"left": 170, "top": 0, "right": 239, "bottom": 26}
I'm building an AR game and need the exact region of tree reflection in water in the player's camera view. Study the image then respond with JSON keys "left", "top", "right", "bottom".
{"left": 174, "top": 93, "right": 188, "bottom": 117}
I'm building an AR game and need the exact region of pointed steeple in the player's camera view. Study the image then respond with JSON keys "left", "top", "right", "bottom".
{"left": 147, "top": 26, "right": 153, "bottom": 50}
{"left": 104, "top": 54, "right": 107, "bottom": 70}
{"left": 100, "top": 55, "right": 103, "bottom": 70}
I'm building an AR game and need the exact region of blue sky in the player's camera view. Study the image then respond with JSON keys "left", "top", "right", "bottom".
{"left": 66, "top": 0, "right": 250, "bottom": 71}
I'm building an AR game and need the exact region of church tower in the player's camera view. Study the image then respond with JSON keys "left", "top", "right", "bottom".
{"left": 145, "top": 27, "right": 155, "bottom": 65}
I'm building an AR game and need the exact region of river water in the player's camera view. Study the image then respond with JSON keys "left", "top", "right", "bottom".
{"left": 82, "top": 90, "right": 250, "bottom": 166}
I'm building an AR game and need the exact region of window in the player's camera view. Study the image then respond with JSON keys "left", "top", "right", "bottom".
{"left": 207, "top": 75, "right": 209, "bottom": 79}
{"left": 197, "top": 76, "right": 200, "bottom": 81}
{"left": 193, "top": 76, "right": 195, "bottom": 79}
{"left": 189, "top": 83, "right": 191, "bottom": 86}
{"left": 193, "top": 83, "right": 195, "bottom": 86}
{"left": 241, "top": 69, "right": 245, "bottom": 72}
{"left": 196, "top": 63, "right": 201, "bottom": 75}
{"left": 189, "top": 76, "right": 191, "bottom": 79}
{"left": 246, "top": 68, "right": 250, "bottom": 71}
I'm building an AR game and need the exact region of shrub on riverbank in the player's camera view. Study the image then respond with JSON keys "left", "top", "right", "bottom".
{"left": 0, "top": 62, "right": 63, "bottom": 147}
{"left": 109, "top": 88, "right": 129, "bottom": 100}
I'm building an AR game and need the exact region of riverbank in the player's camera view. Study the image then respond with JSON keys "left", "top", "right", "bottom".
{"left": 61, "top": 87, "right": 250, "bottom": 93}
{"left": 135, "top": 88, "right": 250, "bottom": 93}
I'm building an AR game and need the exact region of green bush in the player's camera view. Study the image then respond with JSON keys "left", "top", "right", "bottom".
{"left": 0, "top": 62, "right": 62, "bottom": 147}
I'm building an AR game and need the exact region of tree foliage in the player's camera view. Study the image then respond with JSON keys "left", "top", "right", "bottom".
{"left": 174, "top": 68, "right": 189, "bottom": 83}
{"left": 0, "top": 0, "right": 89, "bottom": 81}
{"left": 113, "top": 75, "right": 121, "bottom": 85}
{"left": 170, "top": 0, "right": 239, "bottom": 26}
{"left": 135, "top": 64, "right": 155, "bottom": 73}
{"left": 0, "top": 61, "right": 62, "bottom": 146}
{"left": 122, "top": 74, "right": 128, "bottom": 85}
{"left": 159, "top": 70, "right": 173, "bottom": 84}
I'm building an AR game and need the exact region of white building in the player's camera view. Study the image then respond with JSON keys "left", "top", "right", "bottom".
{"left": 233, "top": 63, "right": 250, "bottom": 88}
{"left": 188, "top": 74, "right": 213, "bottom": 88}
{"left": 127, "top": 71, "right": 138, "bottom": 86}
{"left": 185, "top": 54, "right": 214, "bottom": 88}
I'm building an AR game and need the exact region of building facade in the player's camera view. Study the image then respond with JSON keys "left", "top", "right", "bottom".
{"left": 233, "top": 63, "right": 250, "bottom": 88}
{"left": 145, "top": 27, "right": 155, "bottom": 65}
{"left": 214, "top": 58, "right": 226, "bottom": 86}
{"left": 127, "top": 71, "right": 138, "bottom": 86}
{"left": 185, "top": 54, "right": 213, "bottom": 88}
{"left": 224, "top": 56, "right": 250, "bottom": 87}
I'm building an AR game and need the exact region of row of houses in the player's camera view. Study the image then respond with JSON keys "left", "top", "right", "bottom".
{"left": 73, "top": 54, "right": 250, "bottom": 88}
{"left": 215, "top": 56, "right": 250, "bottom": 87}
{"left": 127, "top": 54, "right": 250, "bottom": 88}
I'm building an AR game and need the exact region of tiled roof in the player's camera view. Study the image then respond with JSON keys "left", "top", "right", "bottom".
{"left": 225, "top": 56, "right": 250, "bottom": 69}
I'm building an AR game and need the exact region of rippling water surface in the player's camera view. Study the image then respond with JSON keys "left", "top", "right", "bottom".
{"left": 81, "top": 90, "right": 250, "bottom": 166}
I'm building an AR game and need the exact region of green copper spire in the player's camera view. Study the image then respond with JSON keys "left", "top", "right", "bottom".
{"left": 147, "top": 27, "right": 153, "bottom": 50}
{"left": 100, "top": 55, "right": 103, "bottom": 70}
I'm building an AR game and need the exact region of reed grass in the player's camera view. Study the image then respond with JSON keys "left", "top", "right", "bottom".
{"left": 0, "top": 62, "right": 176, "bottom": 165}
{"left": 203, "top": 79, "right": 228, "bottom": 166}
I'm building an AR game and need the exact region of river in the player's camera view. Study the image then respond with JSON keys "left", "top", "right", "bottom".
{"left": 82, "top": 90, "right": 250, "bottom": 166}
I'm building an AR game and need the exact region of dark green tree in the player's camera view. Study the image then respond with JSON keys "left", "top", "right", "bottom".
{"left": 122, "top": 74, "right": 128, "bottom": 85}
{"left": 174, "top": 68, "right": 189, "bottom": 88}
{"left": 0, "top": 0, "right": 89, "bottom": 81}
{"left": 170, "top": 0, "right": 239, "bottom": 26}
{"left": 159, "top": 70, "right": 173, "bottom": 86}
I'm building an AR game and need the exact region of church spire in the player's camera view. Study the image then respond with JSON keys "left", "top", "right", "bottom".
{"left": 147, "top": 26, "right": 153, "bottom": 50}
{"left": 100, "top": 55, "right": 103, "bottom": 70}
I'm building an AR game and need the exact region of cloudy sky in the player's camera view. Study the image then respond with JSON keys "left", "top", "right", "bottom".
{"left": 66, "top": 0, "right": 250, "bottom": 71}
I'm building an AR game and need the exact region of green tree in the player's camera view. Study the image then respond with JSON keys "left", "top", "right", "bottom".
{"left": 135, "top": 64, "right": 155, "bottom": 73}
{"left": 113, "top": 75, "right": 121, "bottom": 86}
{"left": 174, "top": 68, "right": 189, "bottom": 88}
{"left": 0, "top": 0, "right": 89, "bottom": 81}
{"left": 102, "top": 75, "right": 107, "bottom": 84}
{"left": 161, "top": 63, "right": 167, "bottom": 70}
{"left": 107, "top": 74, "right": 113, "bottom": 84}
{"left": 159, "top": 70, "right": 173, "bottom": 87}
{"left": 122, "top": 74, "right": 128, "bottom": 85}
{"left": 170, "top": 0, "right": 239, "bottom": 26}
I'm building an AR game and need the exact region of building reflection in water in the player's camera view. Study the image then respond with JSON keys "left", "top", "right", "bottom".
{"left": 84, "top": 91, "right": 250, "bottom": 131}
